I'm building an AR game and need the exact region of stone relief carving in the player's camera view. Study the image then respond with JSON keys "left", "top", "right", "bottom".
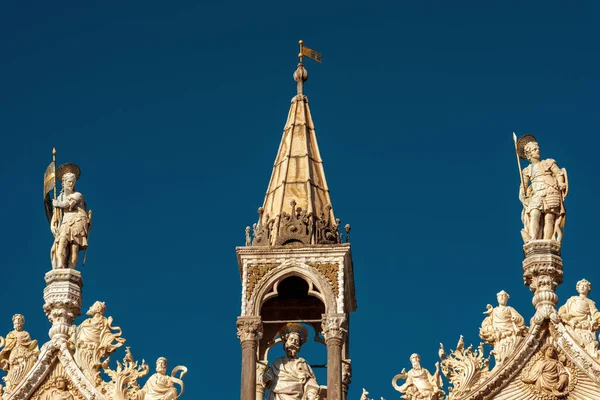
{"left": 521, "top": 344, "right": 576, "bottom": 398}
{"left": 72, "top": 301, "right": 125, "bottom": 384}
{"left": 515, "top": 135, "right": 568, "bottom": 243}
{"left": 392, "top": 353, "right": 444, "bottom": 400}
{"left": 0, "top": 314, "right": 40, "bottom": 394}
{"left": 258, "top": 323, "right": 321, "bottom": 400}
{"left": 49, "top": 164, "right": 91, "bottom": 269}
{"left": 558, "top": 279, "right": 600, "bottom": 360}
{"left": 479, "top": 290, "right": 527, "bottom": 365}
{"left": 38, "top": 377, "right": 74, "bottom": 400}
{"left": 251, "top": 201, "right": 343, "bottom": 246}
{"left": 138, "top": 357, "right": 187, "bottom": 400}
{"left": 439, "top": 336, "right": 490, "bottom": 399}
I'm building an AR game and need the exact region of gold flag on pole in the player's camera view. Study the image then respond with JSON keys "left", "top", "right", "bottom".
{"left": 299, "top": 41, "right": 322, "bottom": 63}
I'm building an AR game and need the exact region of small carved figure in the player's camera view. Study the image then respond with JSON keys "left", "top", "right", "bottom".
{"left": 521, "top": 345, "right": 569, "bottom": 396}
{"left": 0, "top": 314, "right": 40, "bottom": 393}
{"left": 138, "top": 357, "right": 187, "bottom": 400}
{"left": 516, "top": 135, "right": 568, "bottom": 243}
{"left": 50, "top": 164, "right": 90, "bottom": 269}
{"left": 558, "top": 279, "right": 600, "bottom": 359}
{"left": 479, "top": 290, "right": 527, "bottom": 365}
{"left": 73, "top": 301, "right": 125, "bottom": 383}
{"left": 392, "top": 354, "right": 443, "bottom": 400}
{"left": 41, "top": 377, "right": 74, "bottom": 400}
{"left": 259, "top": 323, "right": 320, "bottom": 400}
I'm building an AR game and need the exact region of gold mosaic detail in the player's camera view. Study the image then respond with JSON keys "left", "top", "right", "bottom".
{"left": 309, "top": 263, "right": 339, "bottom": 296}
{"left": 246, "top": 264, "right": 279, "bottom": 300}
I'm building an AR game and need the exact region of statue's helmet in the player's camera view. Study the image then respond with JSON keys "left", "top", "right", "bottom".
{"left": 516, "top": 134, "right": 538, "bottom": 160}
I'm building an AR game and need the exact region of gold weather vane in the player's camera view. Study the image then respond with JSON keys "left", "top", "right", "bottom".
{"left": 298, "top": 40, "right": 322, "bottom": 63}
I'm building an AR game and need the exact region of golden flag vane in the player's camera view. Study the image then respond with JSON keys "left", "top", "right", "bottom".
{"left": 298, "top": 40, "right": 322, "bottom": 64}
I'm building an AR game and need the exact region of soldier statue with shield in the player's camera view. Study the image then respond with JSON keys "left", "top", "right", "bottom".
{"left": 513, "top": 134, "right": 568, "bottom": 243}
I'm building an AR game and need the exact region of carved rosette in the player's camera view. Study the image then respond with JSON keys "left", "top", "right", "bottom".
{"left": 237, "top": 317, "right": 263, "bottom": 345}
{"left": 43, "top": 270, "right": 83, "bottom": 339}
{"left": 523, "top": 240, "right": 563, "bottom": 321}
{"left": 321, "top": 314, "right": 347, "bottom": 344}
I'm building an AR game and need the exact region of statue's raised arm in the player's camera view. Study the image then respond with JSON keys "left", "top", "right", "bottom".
{"left": 515, "top": 135, "right": 568, "bottom": 243}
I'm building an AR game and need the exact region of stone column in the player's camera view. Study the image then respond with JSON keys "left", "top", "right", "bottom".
{"left": 523, "top": 240, "right": 563, "bottom": 321}
{"left": 43, "top": 269, "right": 83, "bottom": 339}
{"left": 322, "top": 313, "right": 347, "bottom": 400}
{"left": 237, "top": 316, "right": 262, "bottom": 400}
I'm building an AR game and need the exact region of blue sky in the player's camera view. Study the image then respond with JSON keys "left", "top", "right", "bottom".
{"left": 0, "top": 1, "right": 598, "bottom": 399}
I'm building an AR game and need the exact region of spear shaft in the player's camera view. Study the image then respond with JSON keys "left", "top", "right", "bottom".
{"left": 513, "top": 133, "right": 527, "bottom": 198}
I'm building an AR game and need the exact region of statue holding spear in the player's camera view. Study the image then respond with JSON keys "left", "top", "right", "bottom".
{"left": 512, "top": 134, "right": 568, "bottom": 243}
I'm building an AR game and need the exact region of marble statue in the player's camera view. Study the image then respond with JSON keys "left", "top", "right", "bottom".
{"left": 0, "top": 314, "right": 40, "bottom": 393}
{"left": 41, "top": 377, "right": 74, "bottom": 400}
{"left": 259, "top": 323, "right": 320, "bottom": 400}
{"left": 392, "top": 354, "right": 443, "bottom": 400}
{"left": 479, "top": 290, "right": 527, "bottom": 365}
{"left": 558, "top": 279, "right": 600, "bottom": 359}
{"left": 138, "top": 357, "right": 187, "bottom": 400}
{"left": 73, "top": 301, "right": 125, "bottom": 384}
{"left": 516, "top": 135, "right": 568, "bottom": 243}
{"left": 521, "top": 345, "right": 569, "bottom": 395}
{"left": 50, "top": 164, "right": 90, "bottom": 269}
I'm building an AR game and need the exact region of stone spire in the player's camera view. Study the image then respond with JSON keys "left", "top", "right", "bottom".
{"left": 250, "top": 62, "right": 346, "bottom": 247}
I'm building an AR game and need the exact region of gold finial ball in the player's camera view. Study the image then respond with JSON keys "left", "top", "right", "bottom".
{"left": 299, "top": 40, "right": 303, "bottom": 44}
{"left": 298, "top": 53, "right": 303, "bottom": 58}
{"left": 52, "top": 148, "right": 56, "bottom": 155}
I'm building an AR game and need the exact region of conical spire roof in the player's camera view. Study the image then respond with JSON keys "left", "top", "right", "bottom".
{"left": 250, "top": 62, "right": 341, "bottom": 247}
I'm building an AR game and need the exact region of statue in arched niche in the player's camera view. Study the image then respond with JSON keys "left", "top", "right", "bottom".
{"left": 258, "top": 323, "right": 321, "bottom": 400}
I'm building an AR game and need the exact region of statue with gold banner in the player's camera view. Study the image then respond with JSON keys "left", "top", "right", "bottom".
{"left": 44, "top": 149, "right": 91, "bottom": 269}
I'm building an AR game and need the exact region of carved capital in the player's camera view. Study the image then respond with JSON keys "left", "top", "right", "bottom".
{"left": 237, "top": 316, "right": 262, "bottom": 344}
{"left": 322, "top": 313, "right": 347, "bottom": 343}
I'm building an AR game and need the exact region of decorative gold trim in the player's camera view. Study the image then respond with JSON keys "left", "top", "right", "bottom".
{"left": 309, "top": 263, "right": 339, "bottom": 296}
{"left": 246, "top": 264, "right": 279, "bottom": 300}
